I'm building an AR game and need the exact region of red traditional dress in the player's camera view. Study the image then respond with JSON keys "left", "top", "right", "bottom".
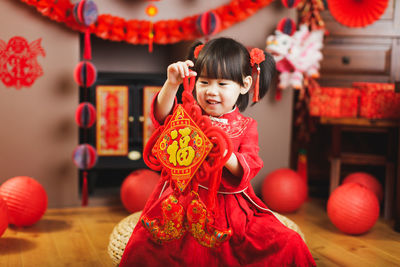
{"left": 119, "top": 99, "right": 316, "bottom": 267}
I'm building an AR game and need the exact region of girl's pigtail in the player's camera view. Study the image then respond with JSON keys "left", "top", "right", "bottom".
{"left": 257, "top": 51, "right": 276, "bottom": 101}
{"left": 187, "top": 40, "right": 204, "bottom": 62}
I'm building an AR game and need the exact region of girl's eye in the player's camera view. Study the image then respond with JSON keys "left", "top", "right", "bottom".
{"left": 199, "top": 80, "right": 208, "bottom": 85}
{"left": 219, "top": 82, "right": 227, "bottom": 86}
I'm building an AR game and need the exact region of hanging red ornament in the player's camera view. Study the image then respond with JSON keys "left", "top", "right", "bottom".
{"left": 75, "top": 102, "right": 96, "bottom": 128}
{"left": 196, "top": 11, "right": 221, "bottom": 40}
{"left": 281, "top": 0, "right": 302, "bottom": 8}
{"left": 73, "top": 61, "right": 97, "bottom": 88}
{"left": 72, "top": 144, "right": 98, "bottom": 170}
{"left": 145, "top": 3, "right": 159, "bottom": 53}
{"left": 327, "top": 0, "right": 389, "bottom": 28}
{"left": 276, "top": 17, "right": 297, "bottom": 36}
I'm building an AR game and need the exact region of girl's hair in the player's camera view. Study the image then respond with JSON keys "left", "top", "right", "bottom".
{"left": 188, "top": 37, "right": 276, "bottom": 111}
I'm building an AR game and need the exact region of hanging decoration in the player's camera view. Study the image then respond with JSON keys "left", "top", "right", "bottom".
{"left": 72, "top": 0, "right": 99, "bottom": 206}
{"left": 281, "top": 0, "right": 302, "bottom": 8}
{"left": 142, "top": 76, "right": 233, "bottom": 248}
{"left": 19, "top": 0, "right": 274, "bottom": 46}
{"left": 96, "top": 86, "right": 129, "bottom": 156}
{"left": 0, "top": 36, "right": 45, "bottom": 89}
{"left": 327, "top": 0, "right": 389, "bottom": 28}
{"left": 145, "top": 1, "right": 159, "bottom": 52}
{"left": 196, "top": 11, "right": 221, "bottom": 42}
{"left": 276, "top": 17, "right": 297, "bottom": 36}
{"left": 298, "top": 0, "right": 325, "bottom": 30}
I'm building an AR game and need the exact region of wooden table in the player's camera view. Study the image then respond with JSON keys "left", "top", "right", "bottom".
{"left": 320, "top": 117, "right": 400, "bottom": 230}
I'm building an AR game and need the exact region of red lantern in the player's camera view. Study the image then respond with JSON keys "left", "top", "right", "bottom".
{"left": 0, "top": 176, "right": 48, "bottom": 227}
{"left": 75, "top": 102, "right": 96, "bottom": 128}
{"left": 196, "top": 11, "right": 221, "bottom": 38}
{"left": 72, "top": 144, "right": 98, "bottom": 170}
{"left": 0, "top": 197, "right": 8, "bottom": 236}
{"left": 342, "top": 172, "right": 383, "bottom": 203}
{"left": 120, "top": 169, "right": 160, "bottom": 213}
{"left": 277, "top": 17, "right": 297, "bottom": 36}
{"left": 281, "top": 0, "right": 302, "bottom": 8}
{"left": 73, "top": 61, "right": 97, "bottom": 88}
{"left": 327, "top": 182, "right": 380, "bottom": 235}
{"left": 261, "top": 168, "right": 307, "bottom": 213}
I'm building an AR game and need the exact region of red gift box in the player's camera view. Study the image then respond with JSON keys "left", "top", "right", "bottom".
{"left": 309, "top": 87, "right": 360, "bottom": 118}
{"left": 352, "top": 82, "right": 400, "bottom": 119}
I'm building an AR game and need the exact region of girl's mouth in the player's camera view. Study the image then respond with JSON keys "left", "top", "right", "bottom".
{"left": 206, "top": 99, "right": 220, "bottom": 105}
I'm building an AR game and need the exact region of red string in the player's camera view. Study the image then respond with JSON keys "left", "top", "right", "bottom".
{"left": 82, "top": 171, "right": 88, "bottom": 206}
{"left": 83, "top": 28, "right": 92, "bottom": 60}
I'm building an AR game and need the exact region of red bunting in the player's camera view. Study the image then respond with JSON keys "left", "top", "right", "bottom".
{"left": 19, "top": 0, "right": 273, "bottom": 45}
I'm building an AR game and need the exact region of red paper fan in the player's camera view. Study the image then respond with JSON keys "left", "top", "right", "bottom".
{"left": 328, "top": 0, "right": 389, "bottom": 28}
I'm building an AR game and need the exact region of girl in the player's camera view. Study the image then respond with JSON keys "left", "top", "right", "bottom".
{"left": 119, "top": 37, "right": 316, "bottom": 267}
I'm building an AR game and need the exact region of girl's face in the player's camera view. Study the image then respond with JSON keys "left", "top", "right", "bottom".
{"left": 195, "top": 76, "right": 252, "bottom": 117}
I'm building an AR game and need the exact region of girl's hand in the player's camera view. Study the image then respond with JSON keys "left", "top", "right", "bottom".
{"left": 166, "top": 60, "right": 197, "bottom": 87}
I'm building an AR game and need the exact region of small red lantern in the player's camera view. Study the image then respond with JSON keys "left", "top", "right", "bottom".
{"left": 120, "top": 169, "right": 160, "bottom": 213}
{"left": 262, "top": 168, "right": 307, "bottom": 213}
{"left": 0, "top": 197, "right": 8, "bottom": 236}
{"left": 74, "top": 61, "right": 97, "bottom": 88}
{"left": 277, "top": 17, "right": 297, "bottom": 36}
{"left": 196, "top": 11, "right": 221, "bottom": 39}
{"left": 281, "top": 0, "right": 302, "bottom": 8}
{"left": 342, "top": 172, "right": 383, "bottom": 203}
{"left": 0, "top": 176, "right": 48, "bottom": 227}
{"left": 75, "top": 102, "right": 96, "bottom": 128}
{"left": 72, "top": 144, "right": 98, "bottom": 170}
{"left": 327, "top": 182, "right": 380, "bottom": 235}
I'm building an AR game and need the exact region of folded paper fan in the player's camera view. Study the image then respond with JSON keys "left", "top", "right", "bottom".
{"left": 328, "top": 0, "right": 389, "bottom": 27}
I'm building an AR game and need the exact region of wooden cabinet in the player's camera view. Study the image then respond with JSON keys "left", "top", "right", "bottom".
{"left": 319, "top": 0, "right": 400, "bottom": 87}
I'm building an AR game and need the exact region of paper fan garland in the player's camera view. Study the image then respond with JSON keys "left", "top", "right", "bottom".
{"left": 327, "top": 0, "right": 389, "bottom": 28}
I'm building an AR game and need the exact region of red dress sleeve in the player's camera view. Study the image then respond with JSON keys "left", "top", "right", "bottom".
{"left": 222, "top": 119, "right": 263, "bottom": 191}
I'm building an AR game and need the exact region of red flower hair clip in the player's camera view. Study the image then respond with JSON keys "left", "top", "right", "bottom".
{"left": 249, "top": 48, "right": 265, "bottom": 103}
{"left": 194, "top": 44, "right": 205, "bottom": 59}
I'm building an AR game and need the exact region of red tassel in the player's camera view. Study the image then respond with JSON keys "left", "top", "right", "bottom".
{"left": 297, "top": 149, "right": 308, "bottom": 184}
{"left": 82, "top": 171, "right": 88, "bottom": 206}
{"left": 148, "top": 21, "right": 154, "bottom": 53}
{"left": 275, "top": 87, "right": 282, "bottom": 101}
{"left": 84, "top": 28, "right": 92, "bottom": 60}
{"left": 252, "top": 68, "right": 260, "bottom": 103}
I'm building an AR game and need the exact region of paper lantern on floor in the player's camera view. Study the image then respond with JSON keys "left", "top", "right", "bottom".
{"left": 342, "top": 172, "right": 383, "bottom": 203}
{"left": 75, "top": 102, "right": 96, "bottom": 128}
{"left": 72, "top": 144, "right": 98, "bottom": 170}
{"left": 196, "top": 11, "right": 221, "bottom": 38}
{"left": 327, "top": 0, "right": 389, "bottom": 28}
{"left": 0, "top": 176, "right": 48, "bottom": 227}
{"left": 0, "top": 197, "right": 8, "bottom": 236}
{"left": 262, "top": 168, "right": 307, "bottom": 213}
{"left": 327, "top": 182, "right": 379, "bottom": 235}
{"left": 73, "top": 61, "right": 97, "bottom": 88}
{"left": 120, "top": 169, "right": 160, "bottom": 213}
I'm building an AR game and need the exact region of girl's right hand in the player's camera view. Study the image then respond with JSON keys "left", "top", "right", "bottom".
{"left": 166, "top": 60, "right": 197, "bottom": 87}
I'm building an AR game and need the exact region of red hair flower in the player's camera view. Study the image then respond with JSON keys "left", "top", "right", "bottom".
{"left": 194, "top": 44, "right": 204, "bottom": 59}
{"left": 250, "top": 48, "right": 265, "bottom": 66}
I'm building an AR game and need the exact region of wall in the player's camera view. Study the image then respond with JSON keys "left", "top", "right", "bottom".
{"left": 0, "top": 0, "right": 80, "bottom": 207}
{"left": 0, "top": 0, "right": 295, "bottom": 208}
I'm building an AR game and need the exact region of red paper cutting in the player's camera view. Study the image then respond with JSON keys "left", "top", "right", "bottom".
{"left": 0, "top": 36, "right": 45, "bottom": 89}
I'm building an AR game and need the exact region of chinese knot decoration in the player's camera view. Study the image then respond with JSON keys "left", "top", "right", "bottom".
{"left": 142, "top": 76, "right": 234, "bottom": 248}
{"left": 0, "top": 36, "right": 45, "bottom": 89}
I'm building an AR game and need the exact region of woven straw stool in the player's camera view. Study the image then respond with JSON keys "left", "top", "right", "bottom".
{"left": 107, "top": 211, "right": 305, "bottom": 265}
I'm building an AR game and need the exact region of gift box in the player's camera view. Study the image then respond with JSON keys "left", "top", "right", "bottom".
{"left": 309, "top": 87, "right": 360, "bottom": 118}
{"left": 352, "top": 82, "right": 400, "bottom": 119}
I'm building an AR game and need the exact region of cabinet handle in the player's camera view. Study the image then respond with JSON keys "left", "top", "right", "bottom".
{"left": 341, "top": 56, "right": 351, "bottom": 65}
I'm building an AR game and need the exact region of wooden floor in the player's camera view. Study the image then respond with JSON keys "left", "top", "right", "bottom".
{"left": 1, "top": 198, "right": 400, "bottom": 266}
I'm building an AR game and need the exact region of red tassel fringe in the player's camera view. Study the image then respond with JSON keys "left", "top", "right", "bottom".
{"left": 253, "top": 69, "right": 260, "bottom": 103}
{"left": 82, "top": 171, "right": 88, "bottom": 206}
{"left": 84, "top": 28, "right": 92, "bottom": 60}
